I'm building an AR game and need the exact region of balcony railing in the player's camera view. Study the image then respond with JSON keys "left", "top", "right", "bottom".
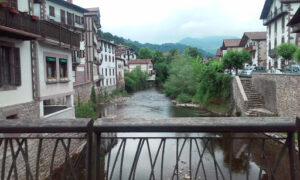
{"left": 40, "top": 20, "right": 80, "bottom": 48}
{"left": 0, "top": 6, "right": 40, "bottom": 39}
{"left": 263, "top": 6, "right": 288, "bottom": 25}
{"left": 0, "top": 117, "right": 299, "bottom": 180}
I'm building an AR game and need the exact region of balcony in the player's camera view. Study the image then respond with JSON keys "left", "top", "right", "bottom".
{"left": 263, "top": 6, "right": 288, "bottom": 25}
{"left": 0, "top": 117, "right": 299, "bottom": 179}
{"left": 269, "top": 48, "right": 276, "bottom": 58}
{"left": 40, "top": 20, "right": 80, "bottom": 48}
{"left": 291, "top": 24, "right": 300, "bottom": 33}
{"left": 0, "top": 6, "right": 41, "bottom": 40}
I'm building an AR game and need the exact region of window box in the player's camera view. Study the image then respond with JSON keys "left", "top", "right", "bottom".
{"left": 0, "top": 2, "right": 8, "bottom": 7}
{"left": 47, "top": 77, "right": 57, "bottom": 84}
{"left": 9, "top": 7, "right": 19, "bottom": 14}
{"left": 31, "top": 15, "right": 39, "bottom": 21}
{"left": 59, "top": 77, "right": 69, "bottom": 83}
{"left": 23, "top": 11, "right": 28, "bottom": 16}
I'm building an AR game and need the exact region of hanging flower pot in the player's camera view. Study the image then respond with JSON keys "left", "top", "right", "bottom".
{"left": 9, "top": 7, "right": 19, "bottom": 14}
{"left": 23, "top": 12, "right": 28, "bottom": 16}
{"left": 31, "top": 15, "right": 39, "bottom": 21}
{"left": 0, "top": 2, "right": 8, "bottom": 8}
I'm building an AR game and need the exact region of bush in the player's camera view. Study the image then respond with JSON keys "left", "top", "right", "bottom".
{"left": 125, "top": 66, "right": 148, "bottom": 92}
{"left": 176, "top": 93, "right": 192, "bottom": 103}
{"left": 75, "top": 102, "right": 97, "bottom": 120}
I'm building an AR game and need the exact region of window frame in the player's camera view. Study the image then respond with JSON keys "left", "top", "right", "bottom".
{"left": 49, "top": 6, "right": 55, "bottom": 17}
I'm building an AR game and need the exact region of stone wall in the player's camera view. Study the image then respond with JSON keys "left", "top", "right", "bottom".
{"left": 232, "top": 76, "right": 248, "bottom": 116}
{"left": 74, "top": 82, "right": 93, "bottom": 105}
{"left": 0, "top": 101, "right": 39, "bottom": 119}
{"left": 252, "top": 73, "right": 300, "bottom": 118}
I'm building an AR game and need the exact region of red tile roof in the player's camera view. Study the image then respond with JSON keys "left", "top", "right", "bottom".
{"left": 163, "top": 52, "right": 169, "bottom": 56}
{"left": 223, "top": 39, "right": 241, "bottom": 47}
{"left": 128, "top": 59, "right": 152, "bottom": 64}
{"left": 244, "top": 32, "right": 267, "bottom": 40}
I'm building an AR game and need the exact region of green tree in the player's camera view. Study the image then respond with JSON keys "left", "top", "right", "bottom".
{"left": 275, "top": 43, "right": 297, "bottom": 69}
{"left": 138, "top": 47, "right": 153, "bottom": 59}
{"left": 90, "top": 86, "right": 97, "bottom": 108}
{"left": 294, "top": 47, "right": 300, "bottom": 62}
{"left": 124, "top": 66, "right": 148, "bottom": 92}
{"left": 184, "top": 46, "right": 202, "bottom": 58}
{"left": 222, "top": 50, "right": 251, "bottom": 74}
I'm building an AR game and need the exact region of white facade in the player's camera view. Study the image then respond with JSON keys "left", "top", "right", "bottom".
{"left": 262, "top": 0, "right": 300, "bottom": 69}
{"left": 99, "top": 40, "right": 117, "bottom": 89}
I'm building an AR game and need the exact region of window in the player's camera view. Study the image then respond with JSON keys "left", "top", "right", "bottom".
{"left": 61, "top": 10, "right": 65, "bottom": 24}
{"left": 105, "top": 68, "right": 107, "bottom": 76}
{"left": 106, "top": 79, "right": 108, "bottom": 86}
{"left": 109, "top": 56, "right": 111, "bottom": 62}
{"left": 46, "top": 57, "right": 57, "bottom": 80}
{"left": 0, "top": 46, "right": 21, "bottom": 88}
{"left": 67, "top": 12, "right": 73, "bottom": 26}
{"left": 109, "top": 69, "right": 111, "bottom": 76}
{"left": 112, "top": 57, "right": 114, "bottom": 63}
{"left": 105, "top": 55, "right": 107, "bottom": 62}
{"left": 81, "top": 17, "right": 84, "bottom": 24}
{"left": 113, "top": 69, "right": 114, "bottom": 75}
{"left": 59, "top": 58, "right": 68, "bottom": 78}
{"left": 282, "top": 16, "right": 285, "bottom": 33}
{"left": 49, "top": 6, "right": 55, "bottom": 17}
{"left": 75, "top": 15, "right": 81, "bottom": 24}
{"left": 8, "top": 0, "right": 17, "bottom": 9}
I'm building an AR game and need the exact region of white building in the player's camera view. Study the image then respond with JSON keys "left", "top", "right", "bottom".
{"left": 116, "top": 44, "right": 137, "bottom": 72}
{"left": 240, "top": 32, "right": 267, "bottom": 67}
{"left": 128, "top": 59, "right": 155, "bottom": 81}
{"left": 98, "top": 39, "right": 117, "bottom": 92}
{"left": 0, "top": 0, "right": 40, "bottom": 119}
{"left": 260, "top": 0, "right": 300, "bottom": 70}
{"left": 220, "top": 39, "right": 243, "bottom": 56}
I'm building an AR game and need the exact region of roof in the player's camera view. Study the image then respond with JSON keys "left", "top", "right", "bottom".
{"left": 163, "top": 52, "right": 169, "bottom": 56}
{"left": 48, "top": 0, "right": 88, "bottom": 13}
{"left": 244, "top": 32, "right": 267, "bottom": 40}
{"left": 287, "top": 7, "right": 300, "bottom": 26}
{"left": 99, "top": 39, "right": 116, "bottom": 46}
{"left": 279, "top": 0, "right": 300, "bottom": 3}
{"left": 128, "top": 59, "right": 152, "bottom": 64}
{"left": 223, "top": 39, "right": 241, "bottom": 47}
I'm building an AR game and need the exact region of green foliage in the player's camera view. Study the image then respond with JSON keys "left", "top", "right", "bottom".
{"left": 125, "top": 67, "right": 148, "bottom": 92}
{"left": 176, "top": 93, "right": 192, "bottom": 103}
{"left": 164, "top": 55, "right": 232, "bottom": 106}
{"left": 275, "top": 43, "right": 297, "bottom": 60}
{"left": 184, "top": 46, "right": 202, "bottom": 58}
{"left": 75, "top": 102, "right": 97, "bottom": 120}
{"left": 293, "top": 47, "right": 300, "bottom": 62}
{"left": 137, "top": 47, "right": 153, "bottom": 59}
{"left": 90, "top": 86, "right": 97, "bottom": 108}
{"left": 222, "top": 50, "right": 251, "bottom": 73}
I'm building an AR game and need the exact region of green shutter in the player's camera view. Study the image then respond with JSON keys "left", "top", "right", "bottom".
{"left": 59, "top": 58, "right": 67, "bottom": 63}
{"left": 14, "top": 47, "right": 21, "bottom": 86}
{"left": 46, "top": 57, "right": 56, "bottom": 62}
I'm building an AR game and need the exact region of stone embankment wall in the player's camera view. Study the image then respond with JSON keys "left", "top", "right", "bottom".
{"left": 74, "top": 82, "right": 93, "bottom": 105}
{"left": 252, "top": 73, "right": 300, "bottom": 118}
{"left": 232, "top": 76, "right": 248, "bottom": 116}
{"left": 0, "top": 101, "right": 39, "bottom": 119}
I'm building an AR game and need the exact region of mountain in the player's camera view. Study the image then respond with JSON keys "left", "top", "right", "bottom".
{"left": 179, "top": 36, "right": 239, "bottom": 55}
{"left": 98, "top": 31, "right": 214, "bottom": 57}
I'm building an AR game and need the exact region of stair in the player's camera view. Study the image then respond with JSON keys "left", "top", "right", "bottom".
{"left": 240, "top": 78, "right": 274, "bottom": 117}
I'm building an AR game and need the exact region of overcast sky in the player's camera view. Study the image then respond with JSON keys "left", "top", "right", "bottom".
{"left": 73, "top": 0, "right": 266, "bottom": 44}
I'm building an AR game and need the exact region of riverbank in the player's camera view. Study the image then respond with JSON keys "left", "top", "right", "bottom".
{"left": 171, "top": 100, "right": 233, "bottom": 116}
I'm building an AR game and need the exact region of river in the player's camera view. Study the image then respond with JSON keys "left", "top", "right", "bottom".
{"left": 95, "top": 88, "right": 294, "bottom": 180}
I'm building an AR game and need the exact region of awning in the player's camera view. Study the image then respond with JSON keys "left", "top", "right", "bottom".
{"left": 46, "top": 57, "right": 56, "bottom": 62}
{"left": 59, "top": 58, "right": 68, "bottom": 63}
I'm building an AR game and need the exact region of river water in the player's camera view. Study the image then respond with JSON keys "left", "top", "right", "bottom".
{"left": 95, "top": 88, "right": 294, "bottom": 180}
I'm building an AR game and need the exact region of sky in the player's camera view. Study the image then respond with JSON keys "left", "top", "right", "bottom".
{"left": 74, "top": 0, "right": 266, "bottom": 44}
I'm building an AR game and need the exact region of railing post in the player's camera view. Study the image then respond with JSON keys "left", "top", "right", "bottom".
{"left": 86, "top": 119, "right": 94, "bottom": 180}
{"left": 287, "top": 132, "right": 298, "bottom": 180}
{"left": 296, "top": 117, "right": 300, "bottom": 162}
{"left": 95, "top": 132, "right": 101, "bottom": 180}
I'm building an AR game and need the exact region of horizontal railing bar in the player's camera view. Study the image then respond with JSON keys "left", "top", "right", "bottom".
{"left": 0, "top": 118, "right": 93, "bottom": 133}
{"left": 94, "top": 117, "right": 296, "bottom": 133}
{"left": 0, "top": 137, "right": 86, "bottom": 140}
{"left": 98, "top": 137, "right": 288, "bottom": 140}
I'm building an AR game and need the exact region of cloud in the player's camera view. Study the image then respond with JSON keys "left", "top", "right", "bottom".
{"left": 74, "top": 0, "right": 266, "bottom": 44}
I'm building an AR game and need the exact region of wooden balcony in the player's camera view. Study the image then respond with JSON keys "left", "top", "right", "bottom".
{"left": 40, "top": 20, "right": 80, "bottom": 48}
{"left": 0, "top": 6, "right": 41, "bottom": 40}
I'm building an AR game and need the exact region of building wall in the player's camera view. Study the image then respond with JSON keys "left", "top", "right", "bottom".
{"left": 18, "top": 0, "right": 29, "bottom": 12}
{"left": 99, "top": 41, "right": 116, "bottom": 87}
{"left": 73, "top": 82, "right": 93, "bottom": 105}
{"left": 116, "top": 59, "right": 125, "bottom": 88}
{"left": 36, "top": 43, "right": 73, "bottom": 99}
{"left": 129, "top": 63, "right": 153, "bottom": 75}
{"left": 252, "top": 73, "right": 300, "bottom": 118}
{"left": 258, "top": 40, "right": 267, "bottom": 67}
{"left": 0, "top": 40, "right": 33, "bottom": 108}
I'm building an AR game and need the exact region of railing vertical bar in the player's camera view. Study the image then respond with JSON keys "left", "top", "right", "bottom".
{"left": 258, "top": 139, "right": 265, "bottom": 180}
{"left": 7, "top": 139, "right": 25, "bottom": 179}
{"left": 1, "top": 139, "right": 8, "bottom": 180}
{"left": 86, "top": 119, "right": 94, "bottom": 180}
{"left": 176, "top": 138, "right": 179, "bottom": 180}
{"left": 105, "top": 138, "right": 112, "bottom": 180}
{"left": 132, "top": 139, "right": 145, "bottom": 179}
{"left": 8, "top": 139, "right": 18, "bottom": 180}
{"left": 49, "top": 139, "right": 60, "bottom": 180}
{"left": 16, "top": 139, "right": 34, "bottom": 180}
{"left": 246, "top": 141, "right": 252, "bottom": 180}
{"left": 194, "top": 139, "right": 208, "bottom": 180}
{"left": 119, "top": 139, "right": 126, "bottom": 180}
{"left": 160, "top": 138, "right": 165, "bottom": 180}
{"left": 296, "top": 117, "right": 300, "bottom": 162}
{"left": 229, "top": 139, "right": 233, "bottom": 180}
{"left": 211, "top": 139, "right": 219, "bottom": 180}
{"left": 35, "top": 139, "right": 43, "bottom": 180}
{"left": 271, "top": 139, "right": 288, "bottom": 177}
{"left": 128, "top": 138, "right": 142, "bottom": 180}
{"left": 287, "top": 132, "right": 298, "bottom": 180}
{"left": 145, "top": 139, "right": 154, "bottom": 180}
{"left": 95, "top": 133, "right": 101, "bottom": 180}
{"left": 61, "top": 138, "right": 71, "bottom": 180}
{"left": 189, "top": 138, "right": 192, "bottom": 179}
{"left": 60, "top": 139, "right": 78, "bottom": 180}
{"left": 109, "top": 139, "right": 124, "bottom": 180}
{"left": 149, "top": 138, "right": 163, "bottom": 180}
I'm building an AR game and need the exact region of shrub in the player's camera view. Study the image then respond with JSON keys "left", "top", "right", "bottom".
{"left": 75, "top": 102, "right": 97, "bottom": 120}
{"left": 176, "top": 93, "right": 192, "bottom": 103}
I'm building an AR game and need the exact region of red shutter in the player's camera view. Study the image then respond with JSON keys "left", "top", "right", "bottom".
{"left": 14, "top": 47, "right": 21, "bottom": 86}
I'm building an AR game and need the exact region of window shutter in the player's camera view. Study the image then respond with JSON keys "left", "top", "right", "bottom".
{"left": 14, "top": 47, "right": 21, "bottom": 86}
{"left": 0, "top": 48, "right": 2, "bottom": 87}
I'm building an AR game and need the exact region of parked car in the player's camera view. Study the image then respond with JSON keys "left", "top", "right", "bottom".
{"left": 253, "top": 66, "right": 266, "bottom": 73}
{"left": 271, "top": 68, "right": 283, "bottom": 74}
{"left": 239, "top": 66, "right": 254, "bottom": 78}
{"left": 285, "top": 65, "right": 300, "bottom": 74}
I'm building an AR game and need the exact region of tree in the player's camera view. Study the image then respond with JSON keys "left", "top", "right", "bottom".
{"left": 293, "top": 47, "right": 300, "bottom": 62}
{"left": 275, "top": 43, "right": 297, "bottom": 68}
{"left": 137, "top": 47, "right": 153, "bottom": 59}
{"left": 184, "top": 46, "right": 202, "bottom": 58}
{"left": 222, "top": 50, "right": 251, "bottom": 74}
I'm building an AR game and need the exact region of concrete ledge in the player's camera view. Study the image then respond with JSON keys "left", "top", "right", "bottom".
{"left": 235, "top": 76, "right": 248, "bottom": 102}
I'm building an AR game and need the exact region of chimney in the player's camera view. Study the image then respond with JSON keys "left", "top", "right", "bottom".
{"left": 67, "top": 0, "right": 73, "bottom": 3}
